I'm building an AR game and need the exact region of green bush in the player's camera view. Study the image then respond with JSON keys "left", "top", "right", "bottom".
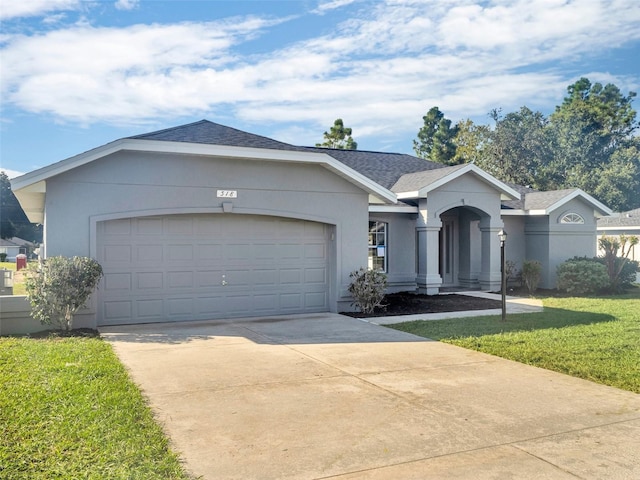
{"left": 0, "top": 252, "right": 7, "bottom": 262}
{"left": 521, "top": 259, "right": 542, "bottom": 294}
{"left": 557, "top": 259, "right": 609, "bottom": 295}
{"left": 566, "top": 255, "right": 639, "bottom": 292}
{"left": 348, "top": 267, "right": 387, "bottom": 314}
{"left": 25, "top": 256, "right": 103, "bottom": 332}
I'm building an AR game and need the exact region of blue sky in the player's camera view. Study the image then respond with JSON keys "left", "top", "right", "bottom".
{"left": 2, "top": 0, "right": 640, "bottom": 178}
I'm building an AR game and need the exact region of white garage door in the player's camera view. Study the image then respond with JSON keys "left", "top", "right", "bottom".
{"left": 97, "top": 214, "right": 331, "bottom": 325}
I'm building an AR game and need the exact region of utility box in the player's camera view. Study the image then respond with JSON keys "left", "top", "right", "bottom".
{"left": 0, "top": 269, "right": 13, "bottom": 295}
{"left": 16, "top": 254, "right": 27, "bottom": 271}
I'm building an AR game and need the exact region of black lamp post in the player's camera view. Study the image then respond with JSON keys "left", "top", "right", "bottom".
{"left": 498, "top": 229, "right": 508, "bottom": 322}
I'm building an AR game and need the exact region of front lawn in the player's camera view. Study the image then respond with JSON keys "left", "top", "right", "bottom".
{"left": 389, "top": 289, "right": 640, "bottom": 393}
{"left": 0, "top": 335, "right": 193, "bottom": 479}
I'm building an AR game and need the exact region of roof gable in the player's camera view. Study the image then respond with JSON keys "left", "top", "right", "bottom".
{"left": 392, "top": 163, "right": 520, "bottom": 201}
{"left": 501, "top": 188, "right": 612, "bottom": 217}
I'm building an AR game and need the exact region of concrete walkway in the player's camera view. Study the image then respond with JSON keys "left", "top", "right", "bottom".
{"left": 101, "top": 312, "right": 639, "bottom": 480}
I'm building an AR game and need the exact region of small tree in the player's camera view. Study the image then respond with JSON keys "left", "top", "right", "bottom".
{"left": 25, "top": 256, "right": 103, "bottom": 332}
{"left": 521, "top": 259, "right": 542, "bottom": 295}
{"left": 599, "top": 234, "right": 639, "bottom": 291}
{"left": 316, "top": 119, "right": 358, "bottom": 150}
{"left": 348, "top": 267, "right": 387, "bottom": 314}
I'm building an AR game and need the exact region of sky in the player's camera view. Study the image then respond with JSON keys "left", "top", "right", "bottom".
{"left": 1, "top": 0, "right": 640, "bottom": 179}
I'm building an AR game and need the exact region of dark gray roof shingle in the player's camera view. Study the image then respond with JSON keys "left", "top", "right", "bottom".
{"left": 391, "top": 164, "right": 467, "bottom": 193}
{"left": 128, "top": 119, "right": 303, "bottom": 152}
{"left": 305, "top": 147, "right": 443, "bottom": 190}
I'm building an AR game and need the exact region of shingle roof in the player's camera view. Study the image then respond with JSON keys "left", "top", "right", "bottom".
{"left": 129, "top": 119, "right": 303, "bottom": 152}
{"left": 597, "top": 208, "right": 640, "bottom": 227}
{"left": 126, "top": 120, "right": 602, "bottom": 213}
{"left": 305, "top": 147, "right": 443, "bottom": 190}
{"left": 390, "top": 164, "right": 467, "bottom": 193}
{"left": 501, "top": 183, "right": 538, "bottom": 209}
{"left": 523, "top": 189, "right": 578, "bottom": 210}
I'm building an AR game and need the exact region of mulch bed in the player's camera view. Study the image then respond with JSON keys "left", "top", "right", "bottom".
{"left": 342, "top": 291, "right": 503, "bottom": 318}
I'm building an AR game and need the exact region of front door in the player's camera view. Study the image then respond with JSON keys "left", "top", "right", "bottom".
{"left": 439, "top": 217, "right": 457, "bottom": 286}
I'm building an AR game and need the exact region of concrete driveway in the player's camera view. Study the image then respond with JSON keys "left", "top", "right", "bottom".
{"left": 100, "top": 313, "right": 640, "bottom": 480}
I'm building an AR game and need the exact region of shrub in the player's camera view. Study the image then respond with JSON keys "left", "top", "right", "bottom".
{"left": 521, "top": 259, "right": 542, "bottom": 295}
{"left": 557, "top": 259, "right": 609, "bottom": 295}
{"left": 348, "top": 267, "right": 387, "bottom": 314}
{"left": 0, "top": 252, "right": 7, "bottom": 262}
{"left": 24, "top": 256, "right": 103, "bottom": 332}
{"left": 597, "top": 235, "right": 639, "bottom": 291}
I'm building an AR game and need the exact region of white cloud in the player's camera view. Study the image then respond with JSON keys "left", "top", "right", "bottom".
{"left": 0, "top": 0, "right": 82, "bottom": 20}
{"left": 0, "top": 0, "right": 639, "bottom": 149}
{"left": 115, "top": 0, "right": 139, "bottom": 11}
{"left": 313, "top": 0, "right": 360, "bottom": 15}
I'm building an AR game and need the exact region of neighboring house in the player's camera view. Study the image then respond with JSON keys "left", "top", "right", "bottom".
{"left": 597, "top": 208, "right": 640, "bottom": 282}
{"left": 11, "top": 120, "right": 611, "bottom": 328}
{"left": 0, "top": 237, "right": 34, "bottom": 262}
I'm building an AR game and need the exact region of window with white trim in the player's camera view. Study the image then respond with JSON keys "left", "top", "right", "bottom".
{"left": 560, "top": 213, "right": 585, "bottom": 224}
{"left": 368, "top": 221, "right": 387, "bottom": 272}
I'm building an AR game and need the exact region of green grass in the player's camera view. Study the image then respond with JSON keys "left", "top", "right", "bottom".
{"left": 0, "top": 262, "right": 26, "bottom": 295}
{"left": 0, "top": 335, "right": 193, "bottom": 479}
{"left": 389, "top": 289, "right": 640, "bottom": 393}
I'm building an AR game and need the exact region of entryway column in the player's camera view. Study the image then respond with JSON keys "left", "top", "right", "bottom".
{"left": 416, "top": 218, "right": 442, "bottom": 294}
{"left": 478, "top": 217, "right": 502, "bottom": 291}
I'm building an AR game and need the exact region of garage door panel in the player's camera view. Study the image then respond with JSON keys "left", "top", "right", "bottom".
{"left": 97, "top": 214, "right": 331, "bottom": 325}
{"left": 167, "top": 297, "right": 194, "bottom": 316}
{"left": 305, "top": 268, "right": 326, "bottom": 284}
{"left": 137, "top": 299, "right": 163, "bottom": 318}
{"left": 103, "top": 244, "right": 132, "bottom": 262}
{"left": 137, "top": 245, "right": 163, "bottom": 262}
{"left": 104, "top": 300, "right": 132, "bottom": 321}
{"left": 196, "top": 244, "right": 223, "bottom": 260}
{"left": 167, "top": 271, "right": 194, "bottom": 288}
{"left": 196, "top": 270, "right": 224, "bottom": 287}
{"left": 104, "top": 273, "right": 132, "bottom": 291}
{"left": 137, "top": 272, "right": 163, "bottom": 289}
{"left": 305, "top": 292, "right": 328, "bottom": 309}
{"left": 136, "top": 217, "right": 163, "bottom": 235}
{"left": 104, "top": 218, "right": 132, "bottom": 235}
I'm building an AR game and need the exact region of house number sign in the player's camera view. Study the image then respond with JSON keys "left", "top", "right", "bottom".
{"left": 217, "top": 190, "right": 237, "bottom": 198}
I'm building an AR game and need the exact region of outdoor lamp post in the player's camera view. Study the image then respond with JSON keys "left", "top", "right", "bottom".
{"left": 498, "top": 229, "right": 508, "bottom": 322}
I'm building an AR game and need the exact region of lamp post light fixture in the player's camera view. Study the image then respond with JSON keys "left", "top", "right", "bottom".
{"left": 498, "top": 229, "right": 508, "bottom": 322}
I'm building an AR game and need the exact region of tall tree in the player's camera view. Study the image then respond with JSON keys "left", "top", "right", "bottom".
{"left": 451, "top": 118, "right": 490, "bottom": 165}
{"left": 547, "top": 78, "right": 639, "bottom": 210}
{"left": 475, "top": 107, "right": 552, "bottom": 189}
{"left": 316, "top": 118, "right": 358, "bottom": 150}
{"left": 413, "top": 106, "right": 459, "bottom": 165}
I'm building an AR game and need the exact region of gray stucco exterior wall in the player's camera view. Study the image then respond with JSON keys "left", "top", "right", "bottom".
{"left": 525, "top": 199, "right": 599, "bottom": 288}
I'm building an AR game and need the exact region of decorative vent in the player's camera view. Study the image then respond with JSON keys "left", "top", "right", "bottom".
{"left": 560, "top": 213, "right": 584, "bottom": 224}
